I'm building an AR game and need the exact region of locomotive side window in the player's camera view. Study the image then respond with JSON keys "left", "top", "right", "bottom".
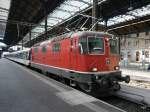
{"left": 42, "top": 46, "right": 47, "bottom": 53}
{"left": 109, "top": 39, "right": 119, "bottom": 54}
{"left": 88, "top": 37, "right": 104, "bottom": 54}
{"left": 79, "top": 38, "right": 88, "bottom": 54}
{"left": 52, "top": 43, "right": 60, "bottom": 52}
{"left": 34, "top": 47, "right": 38, "bottom": 53}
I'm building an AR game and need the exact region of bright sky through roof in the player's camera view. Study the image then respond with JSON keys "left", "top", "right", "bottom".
{"left": 0, "top": 0, "right": 10, "bottom": 9}
{"left": 0, "top": 41, "right": 6, "bottom": 47}
{"left": 0, "top": 0, "right": 11, "bottom": 39}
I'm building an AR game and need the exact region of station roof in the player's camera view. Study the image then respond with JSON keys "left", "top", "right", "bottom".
{"left": 4, "top": 0, "right": 65, "bottom": 45}
{"left": 3, "top": 0, "right": 150, "bottom": 46}
{"left": 0, "top": 0, "right": 10, "bottom": 42}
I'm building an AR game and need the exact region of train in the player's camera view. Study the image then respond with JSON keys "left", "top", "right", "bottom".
{"left": 5, "top": 31, "right": 130, "bottom": 94}
{"left": 5, "top": 48, "right": 30, "bottom": 66}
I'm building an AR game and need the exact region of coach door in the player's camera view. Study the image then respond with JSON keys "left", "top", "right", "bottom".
{"left": 70, "top": 38, "right": 77, "bottom": 70}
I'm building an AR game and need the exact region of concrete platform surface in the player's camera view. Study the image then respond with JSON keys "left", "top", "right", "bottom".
{"left": 0, "top": 59, "right": 124, "bottom": 112}
{"left": 121, "top": 68, "right": 150, "bottom": 81}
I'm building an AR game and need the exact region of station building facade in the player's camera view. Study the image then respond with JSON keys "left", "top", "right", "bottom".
{"left": 120, "top": 30, "right": 150, "bottom": 67}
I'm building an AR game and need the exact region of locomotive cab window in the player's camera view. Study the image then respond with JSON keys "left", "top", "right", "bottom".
{"left": 88, "top": 37, "right": 104, "bottom": 54}
{"left": 79, "top": 37, "right": 104, "bottom": 54}
{"left": 109, "top": 38, "right": 119, "bottom": 54}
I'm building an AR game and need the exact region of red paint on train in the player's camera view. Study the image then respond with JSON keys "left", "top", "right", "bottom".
{"left": 31, "top": 32, "right": 119, "bottom": 72}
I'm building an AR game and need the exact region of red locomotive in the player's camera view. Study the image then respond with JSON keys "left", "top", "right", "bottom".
{"left": 30, "top": 31, "right": 130, "bottom": 93}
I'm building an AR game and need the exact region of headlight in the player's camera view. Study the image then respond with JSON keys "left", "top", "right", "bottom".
{"left": 114, "top": 66, "right": 119, "bottom": 70}
{"left": 92, "top": 68, "right": 98, "bottom": 72}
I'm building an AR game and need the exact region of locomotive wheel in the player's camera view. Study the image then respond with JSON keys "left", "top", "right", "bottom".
{"left": 112, "top": 82, "right": 120, "bottom": 91}
{"left": 41, "top": 69, "right": 47, "bottom": 75}
{"left": 61, "top": 78, "right": 70, "bottom": 85}
{"left": 78, "top": 83, "right": 92, "bottom": 93}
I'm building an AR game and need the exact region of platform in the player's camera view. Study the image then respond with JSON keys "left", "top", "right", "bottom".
{"left": 0, "top": 59, "right": 124, "bottom": 112}
{"left": 121, "top": 68, "right": 150, "bottom": 82}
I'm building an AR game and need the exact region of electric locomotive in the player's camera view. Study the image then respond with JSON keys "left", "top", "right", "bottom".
{"left": 30, "top": 31, "right": 130, "bottom": 93}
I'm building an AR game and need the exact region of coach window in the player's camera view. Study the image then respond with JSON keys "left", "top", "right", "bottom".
{"left": 52, "top": 43, "right": 60, "bottom": 52}
{"left": 42, "top": 46, "right": 47, "bottom": 53}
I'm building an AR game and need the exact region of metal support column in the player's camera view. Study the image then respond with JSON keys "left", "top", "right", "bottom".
{"left": 118, "top": 36, "right": 121, "bottom": 55}
{"left": 44, "top": 0, "right": 48, "bottom": 40}
{"left": 22, "top": 39, "right": 23, "bottom": 50}
{"left": 92, "top": 0, "right": 98, "bottom": 31}
{"left": 45, "top": 15, "right": 48, "bottom": 40}
{"left": 39, "top": 0, "right": 48, "bottom": 40}
{"left": 29, "top": 31, "right": 31, "bottom": 47}
{"left": 104, "top": 19, "right": 108, "bottom": 32}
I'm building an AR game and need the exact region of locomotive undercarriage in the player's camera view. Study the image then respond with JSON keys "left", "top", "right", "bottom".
{"left": 30, "top": 62, "right": 130, "bottom": 94}
{"left": 77, "top": 71, "right": 130, "bottom": 94}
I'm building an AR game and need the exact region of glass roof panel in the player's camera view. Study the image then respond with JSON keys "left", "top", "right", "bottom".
{"left": 31, "top": 0, "right": 91, "bottom": 39}
{"left": 0, "top": 0, "right": 11, "bottom": 39}
{"left": 0, "top": 0, "right": 10, "bottom": 9}
{"left": 47, "top": 19, "right": 59, "bottom": 24}
{"left": 32, "top": 27, "right": 45, "bottom": 33}
{"left": 108, "top": 15, "right": 135, "bottom": 26}
{"left": 128, "top": 4, "right": 150, "bottom": 17}
{"left": 49, "top": 10, "right": 71, "bottom": 20}
{"left": 60, "top": 4, "right": 80, "bottom": 12}
{"left": 66, "top": 1, "right": 86, "bottom": 8}
{"left": 107, "top": 4, "right": 150, "bottom": 26}
{"left": 66, "top": 0, "right": 90, "bottom": 10}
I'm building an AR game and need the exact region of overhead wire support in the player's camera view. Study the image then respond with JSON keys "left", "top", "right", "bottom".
{"left": 80, "top": 17, "right": 90, "bottom": 30}
{"left": 79, "top": 14, "right": 101, "bottom": 21}
{"left": 65, "top": 16, "right": 85, "bottom": 30}
{"left": 89, "top": 20, "right": 100, "bottom": 31}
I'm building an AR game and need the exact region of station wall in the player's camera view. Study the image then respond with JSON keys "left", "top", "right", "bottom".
{"left": 120, "top": 30, "right": 150, "bottom": 63}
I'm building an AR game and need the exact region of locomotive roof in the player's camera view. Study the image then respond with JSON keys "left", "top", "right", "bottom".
{"left": 36, "top": 32, "right": 74, "bottom": 46}
{"left": 77, "top": 31, "right": 113, "bottom": 38}
{"left": 34, "top": 31, "right": 113, "bottom": 47}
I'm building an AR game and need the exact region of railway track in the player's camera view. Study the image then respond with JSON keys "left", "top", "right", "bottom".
{"left": 57, "top": 78, "right": 150, "bottom": 112}
{"left": 100, "top": 96, "right": 149, "bottom": 112}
